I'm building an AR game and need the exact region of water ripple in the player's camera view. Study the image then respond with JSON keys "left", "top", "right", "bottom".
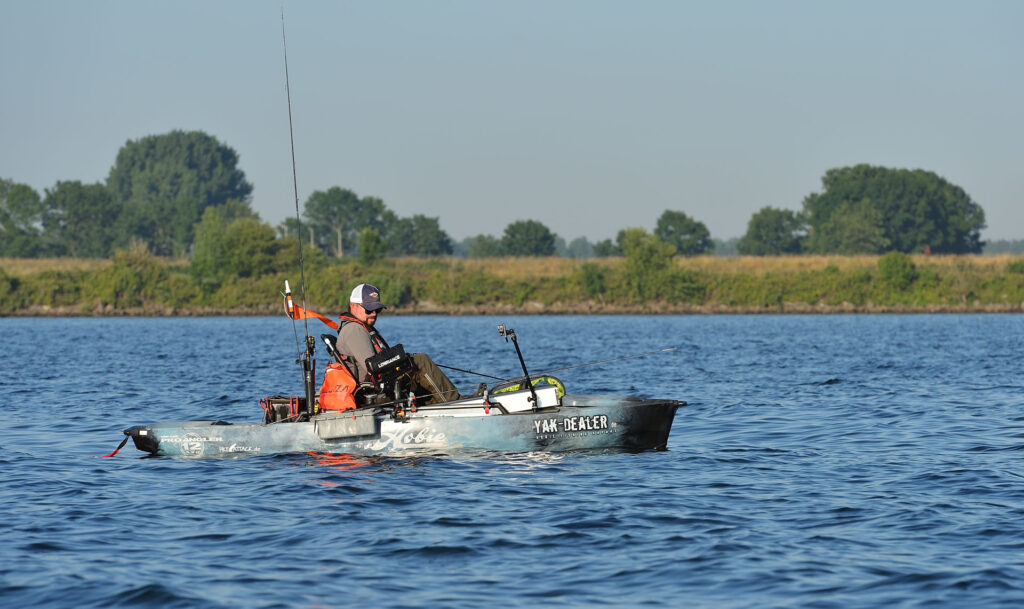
{"left": 3, "top": 315, "right": 1024, "bottom": 608}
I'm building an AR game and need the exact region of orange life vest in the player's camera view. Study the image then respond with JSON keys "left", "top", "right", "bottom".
{"left": 337, "top": 313, "right": 390, "bottom": 352}
{"left": 318, "top": 362, "right": 358, "bottom": 412}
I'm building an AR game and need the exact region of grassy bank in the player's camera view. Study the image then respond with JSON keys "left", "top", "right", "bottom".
{"left": 2, "top": 253, "right": 1023, "bottom": 316}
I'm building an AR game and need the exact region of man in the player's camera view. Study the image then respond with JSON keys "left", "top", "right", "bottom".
{"left": 336, "top": 283, "right": 461, "bottom": 405}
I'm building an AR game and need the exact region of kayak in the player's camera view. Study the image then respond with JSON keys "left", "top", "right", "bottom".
{"left": 115, "top": 294, "right": 684, "bottom": 459}
{"left": 123, "top": 387, "right": 683, "bottom": 458}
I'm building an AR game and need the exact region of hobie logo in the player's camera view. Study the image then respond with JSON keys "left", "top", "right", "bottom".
{"left": 365, "top": 426, "right": 447, "bottom": 451}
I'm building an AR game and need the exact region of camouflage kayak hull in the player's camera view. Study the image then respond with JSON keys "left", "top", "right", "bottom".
{"left": 125, "top": 390, "right": 684, "bottom": 458}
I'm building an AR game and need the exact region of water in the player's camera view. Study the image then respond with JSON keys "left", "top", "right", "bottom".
{"left": 2, "top": 314, "right": 1023, "bottom": 608}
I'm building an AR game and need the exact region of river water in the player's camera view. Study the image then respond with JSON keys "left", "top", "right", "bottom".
{"left": 2, "top": 314, "right": 1023, "bottom": 608}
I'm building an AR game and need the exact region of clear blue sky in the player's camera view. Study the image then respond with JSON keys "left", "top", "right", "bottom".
{"left": 2, "top": 0, "right": 1021, "bottom": 242}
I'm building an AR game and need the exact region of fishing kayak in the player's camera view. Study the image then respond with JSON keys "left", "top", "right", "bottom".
{"left": 123, "top": 386, "right": 683, "bottom": 458}
{"left": 113, "top": 306, "right": 684, "bottom": 459}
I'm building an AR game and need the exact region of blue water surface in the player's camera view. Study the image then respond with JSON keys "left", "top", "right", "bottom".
{"left": 1, "top": 314, "right": 1023, "bottom": 608}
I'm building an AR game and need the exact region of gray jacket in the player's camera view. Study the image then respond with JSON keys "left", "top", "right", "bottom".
{"left": 336, "top": 320, "right": 380, "bottom": 382}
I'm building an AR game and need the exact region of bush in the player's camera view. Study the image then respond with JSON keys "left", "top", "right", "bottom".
{"left": 18, "top": 270, "right": 83, "bottom": 307}
{"left": 358, "top": 228, "right": 385, "bottom": 265}
{"left": 877, "top": 251, "right": 917, "bottom": 290}
{"left": 1007, "top": 259, "right": 1024, "bottom": 274}
{"left": 86, "top": 244, "right": 168, "bottom": 307}
{"left": 578, "top": 263, "right": 606, "bottom": 299}
{"left": 222, "top": 219, "right": 279, "bottom": 278}
{"left": 0, "top": 267, "right": 16, "bottom": 311}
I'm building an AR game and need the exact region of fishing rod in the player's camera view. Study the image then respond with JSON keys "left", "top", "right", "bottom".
{"left": 365, "top": 346, "right": 678, "bottom": 416}
{"left": 434, "top": 363, "right": 506, "bottom": 381}
{"left": 281, "top": 7, "right": 317, "bottom": 416}
{"left": 438, "top": 344, "right": 677, "bottom": 384}
{"left": 497, "top": 347, "right": 677, "bottom": 385}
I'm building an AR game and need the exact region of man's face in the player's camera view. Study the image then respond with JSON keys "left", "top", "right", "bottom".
{"left": 352, "top": 303, "right": 379, "bottom": 326}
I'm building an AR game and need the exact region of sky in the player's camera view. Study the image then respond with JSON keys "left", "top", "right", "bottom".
{"left": 2, "top": 0, "right": 1022, "bottom": 243}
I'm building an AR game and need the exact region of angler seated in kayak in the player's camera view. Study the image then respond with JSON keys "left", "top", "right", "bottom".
{"left": 334, "top": 283, "right": 466, "bottom": 406}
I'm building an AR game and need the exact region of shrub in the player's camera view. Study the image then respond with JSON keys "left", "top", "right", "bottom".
{"left": 0, "top": 267, "right": 16, "bottom": 311}
{"left": 877, "top": 251, "right": 917, "bottom": 290}
{"left": 86, "top": 244, "right": 168, "bottom": 307}
{"left": 578, "top": 263, "right": 606, "bottom": 298}
{"left": 358, "top": 228, "right": 385, "bottom": 265}
{"left": 222, "top": 219, "right": 279, "bottom": 278}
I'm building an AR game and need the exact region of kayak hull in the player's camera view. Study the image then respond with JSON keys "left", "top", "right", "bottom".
{"left": 125, "top": 392, "right": 684, "bottom": 458}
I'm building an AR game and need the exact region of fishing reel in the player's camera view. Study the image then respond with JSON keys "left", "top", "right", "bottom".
{"left": 497, "top": 323, "right": 516, "bottom": 342}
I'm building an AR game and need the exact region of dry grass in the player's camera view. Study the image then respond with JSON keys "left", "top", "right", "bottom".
{"left": 454, "top": 256, "right": 610, "bottom": 279}
{"left": 675, "top": 255, "right": 875, "bottom": 274}
{"left": 676, "top": 254, "right": 1022, "bottom": 274}
{"left": 0, "top": 257, "right": 189, "bottom": 277}
{"left": 3, "top": 253, "right": 1019, "bottom": 280}
{"left": 449, "top": 254, "right": 1023, "bottom": 278}
{"left": 0, "top": 257, "right": 112, "bottom": 276}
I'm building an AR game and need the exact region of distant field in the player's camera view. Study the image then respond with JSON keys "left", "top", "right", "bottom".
{"left": 0, "top": 257, "right": 113, "bottom": 276}
{"left": 674, "top": 253, "right": 1020, "bottom": 273}
{"left": 450, "top": 253, "right": 1021, "bottom": 276}
{"left": 0, "top": 257, "right": 187, "bottom": 277}
{"left": 3, "top": 254, "right": 1018, "bottom": 278}
{"left": 3, "top": 253, "right": 1022, "bottom": 315}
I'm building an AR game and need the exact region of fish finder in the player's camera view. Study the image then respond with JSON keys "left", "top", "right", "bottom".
{"left": 365, "top": 344, "right": 416, "bottom": 394}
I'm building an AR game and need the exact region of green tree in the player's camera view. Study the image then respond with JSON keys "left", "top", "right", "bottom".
{"left": 565, "top": 236, "right": 594, "bottom": 258}
{"left": 192, "top": 202, "right": 262, "bottom": 281}
{"left": 276, "top": 216, "right": 305, "bottom": 240}
{"left": 192, "top": 206, "right": 228, "bottom": 282}
{"left": 712, "top": 237, "right": 739, "bottom": 256}
{"left": 0, "top": 179, "right": 44, "bottom": 257}
{"left": 358, "top": 227, "right": 386, "bottom": 264}
{"left": 619, "top": 228, "right": 677, "bottom": 301}
{"left": 984, "top": 239, "right": 1024, "bottom": 255}
{"left": 464, "top": 234, "right": 504, "bottom": 258}
{"left": 502, "top": 220, "right": 556, "bottom": 256}
{"left": 737, "top": 207, "right": 806, "bottom": 255}
{"left": 592, "top": 238, "right": 620, "bottom": 257}
{"left": 222, "top": 218, "right": 279, "bottom": 278}
{"left": 806, "top": 199, "right": 890, "bottom": 254}
{"left": 40, "top": 181, "right": 123, "bottom": 258}
{"left": 387, "top": 214, "right": 453, "bottom": 256}
{"left": 655, "top": 210, "right": 712, "bottom": 256}
{"left": 303, "top": 188, "right": 394, "bottom": 258}
{"left": 107, "top": 130, "right": 253, "bottom": 256}
{"left": 802, "top": 164, "right": 985, "bottom": 254}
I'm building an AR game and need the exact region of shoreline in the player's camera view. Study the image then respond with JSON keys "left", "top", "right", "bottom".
{"left": 6, "top": 300, "right": 1023, "bottom": 317}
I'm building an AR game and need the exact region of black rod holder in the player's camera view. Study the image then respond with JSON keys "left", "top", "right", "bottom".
{"left": 498, "top": 324, "right": 539, "bottom": 410}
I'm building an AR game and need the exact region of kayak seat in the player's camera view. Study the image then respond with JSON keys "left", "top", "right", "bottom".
{"left": 320, "top": 335, "right": 414, "bottom": 408}
{"left": 320, "top": 334, "right": 343, "bottom": 364}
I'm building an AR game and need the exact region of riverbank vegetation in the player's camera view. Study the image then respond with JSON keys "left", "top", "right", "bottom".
{"left": 3, "top": 129, "right": 1023, "bottom": 315}
{"left": 3, "top": 250, "right": 1022, "bottom": 316}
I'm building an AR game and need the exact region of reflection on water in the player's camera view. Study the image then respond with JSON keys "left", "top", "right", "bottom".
{"left": 307, "top": 451, "right": 374, "bottom": 472}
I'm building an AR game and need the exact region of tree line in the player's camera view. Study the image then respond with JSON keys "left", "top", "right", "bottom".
{"left": 0, "top": 130, "right": 1006, "bottom": 267}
